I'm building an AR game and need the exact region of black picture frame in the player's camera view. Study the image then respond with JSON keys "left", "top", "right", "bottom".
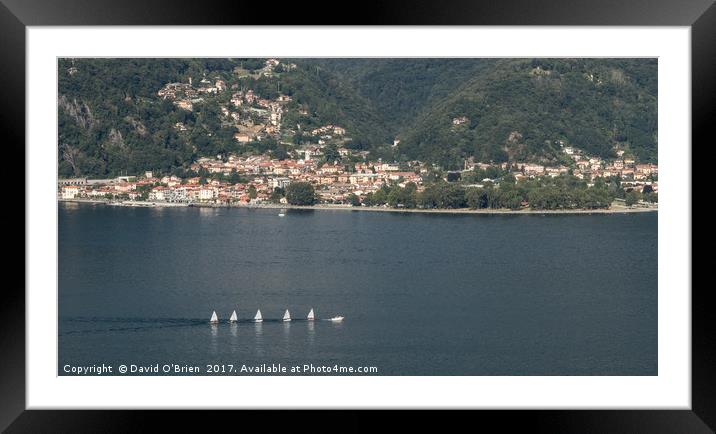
{"left": 2, "top": 0, "right": 710, "bottom": 431}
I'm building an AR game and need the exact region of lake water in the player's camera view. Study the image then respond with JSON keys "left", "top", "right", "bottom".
{"left": 58, "top": 202, "right": 657, "bottom": 375}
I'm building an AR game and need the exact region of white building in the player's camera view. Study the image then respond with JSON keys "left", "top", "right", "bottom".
{"left": 271, "top": 177, "right": 292, "bottom": 189}
{"left": 148, "top": 187, "right": 166, "bottom": 201}
{"left": 61, "top": 185, "right": 80, "bottom": 199}
{"left": 199, "top": 186, "right": 217, "bottom": 201}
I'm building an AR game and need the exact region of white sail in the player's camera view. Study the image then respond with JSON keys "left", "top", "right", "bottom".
{"left": 283, "top": 309, "right": 291, "bottom": 321}
{"left": 230, "top": 310, "right": 238, "bottom": 322}
{"left": 210, "top": 311, "right": 219, "bottom": 323}
{"left": 254, "top": 309, "right": 263, "bottom": 322}
{"left": 307, "top": 308, "right": 315, "bottom": 321}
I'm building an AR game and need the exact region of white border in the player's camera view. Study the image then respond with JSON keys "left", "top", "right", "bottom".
{"left": 27, "top": 27, "right": 691, "bottom": 409}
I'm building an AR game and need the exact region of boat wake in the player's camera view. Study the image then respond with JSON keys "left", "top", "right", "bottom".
{"left": 60, "top": 316, "right": 342, "bottom": 335}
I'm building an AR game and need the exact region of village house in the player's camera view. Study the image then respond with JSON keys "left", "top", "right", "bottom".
{"left": 387, "top": 172, "right": 420, "bottom": 182}
{"left": 157, "top": 82, "right": 195, "bottom": 100}
{"left": 350, "top": 173, "right": 379, "bottom": 185}
{"left": 318, "top": 164, "right": 342, "bottom": 175}
{"left": 161, "top": 176, "right": 182, "bottom": 187}
{"left": 199, "top": 186, "right": 218, "bottom": 201}
{"left": 61, "top": 185, "right": 80, "bottom": 199}
{"left": 635, "top": 164, "right": 653, "bottom": 176}
{"left": 230, "top": 93, "right": 243, "bottom": 107}
{"left": 602, "top": 168, "right": 619, "bottom": 178}
{"left": 271, "top": 177, "right": 292, "bottom": 190}
{"left": 245, "top": 90, "right": 255, "bottom": 104}
{"left": 198, "top": 86, "right": 218, "bottom": 94}
{"left": 576, "top": 160, "right": 590, "bottom": 170}
{"left": 377, "top": 163, "right": 400, "bottom": 172}
{"left": 545, "top": 166, "right": 568, "bottom": 178}
{"left": 233, "top": 132, "right": 251, "bottom": 143}
{"left": 519, "top": 163, "right": 545, "bottom": 176}
{"left": 114, "top": 181, "right": 136, "bottom": 193}
{"left": 174, "top": 100, "right": 193, "bottom": 111}
{"left": 149, "top": 186, "right": 167, "bottom": 201}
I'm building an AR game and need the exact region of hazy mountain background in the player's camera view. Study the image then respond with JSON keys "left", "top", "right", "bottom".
{"left": 58, "top": 58, "right": 657, "bottom": 177}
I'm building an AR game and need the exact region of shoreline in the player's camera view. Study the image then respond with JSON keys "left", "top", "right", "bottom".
{"left": 59, "top": 198, "right": 658, "bottom": 215}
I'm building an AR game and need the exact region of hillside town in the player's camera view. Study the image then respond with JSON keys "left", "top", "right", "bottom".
{"left": 157, "top": 58, "right": 313, "bottom": 143}
{"left": 58, "top": 58, "right": 657, "bottom": 210}
{"left": 59, "top": 142, "right": 657, "bottom": 209}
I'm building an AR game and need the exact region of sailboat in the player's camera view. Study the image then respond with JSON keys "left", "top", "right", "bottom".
{"left": 254, "top": 309, "right": 263, "bottom": 323}
{"left": 307, "top": 308, "right": 315, "bottom": 321}
{"left": 209, "top": 311, "right": 219, "bottom": 324}
{"left": 229, "top": 310, "right": 238, "bottom": 323}
{"left": 283, "top": 309, "right": 291, "bottom": 322}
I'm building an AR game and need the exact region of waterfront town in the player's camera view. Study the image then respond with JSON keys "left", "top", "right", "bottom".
{"left": 58, "top": 58, "right": 658, "bottom": 210}
{"left": 59, "top": 142, "right": 658, "bottom": 209}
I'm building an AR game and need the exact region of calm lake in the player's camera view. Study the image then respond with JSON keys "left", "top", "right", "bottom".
{"left": 58, "top": 202, "right": 657, "bottom": 375}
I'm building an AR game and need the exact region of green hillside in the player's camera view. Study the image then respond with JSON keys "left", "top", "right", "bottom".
{"left": 58, "top": 58, "right": 657, "bottom": 178}
{"left": 311, "top": 58, "right": 657, "bottom": 169}
{"left": 302, "top": 58, "right": 492, "bottom": 129}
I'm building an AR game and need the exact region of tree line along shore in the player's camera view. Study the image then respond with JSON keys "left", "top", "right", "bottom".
{"left": 60, "top": 196, "right": 656, "bottom": 215}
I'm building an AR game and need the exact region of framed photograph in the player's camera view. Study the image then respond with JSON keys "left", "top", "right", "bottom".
{"left": 4, "top": 0, "right": 711, "bottom": 431}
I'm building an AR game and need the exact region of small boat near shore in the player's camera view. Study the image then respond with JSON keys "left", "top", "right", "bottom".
{"left": 307, "top": 308, "right": 315, "bottom": 321}
{"left": 283, "top": 309, "right": 291, "bottom": 322}
{"left": 254, "top": 309, "right": 263, "bottom": 323}
{"left": 330, "top": 316, "right": 344, "bottom": 322}
{"left": 229, "top": 310, "right": 238, "bottom": 323}
{"left": 209, "top": 311, "right": 219, "bottom": 324}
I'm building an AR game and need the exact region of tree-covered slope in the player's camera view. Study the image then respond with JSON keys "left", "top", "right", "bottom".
{"left": 393, "top": 58, "right": 657, "bottom": 168}
{"left": 58, "top": 58, "right": 387, "bottom": 177}
{"left": 302, "top": 58, "right": 493, "bottom": 130}
{"left": 58, "top": 58, "right": 657, "bottom": 178}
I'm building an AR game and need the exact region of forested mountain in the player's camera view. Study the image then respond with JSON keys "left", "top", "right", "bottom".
{"left": 58, "top": 58, "right": 657, "bottom": 177}
{"left": 303, "top": 58, "right": 493, "bottom": 129}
